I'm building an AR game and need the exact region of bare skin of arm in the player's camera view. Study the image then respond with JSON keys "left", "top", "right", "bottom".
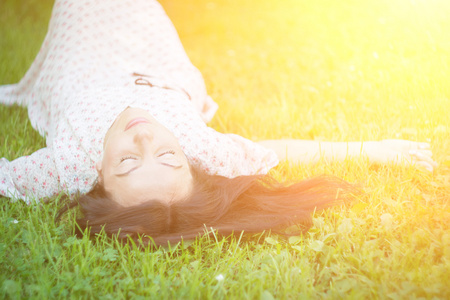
{"left": 258, "top": 139, "right": 438, "bottom": 172}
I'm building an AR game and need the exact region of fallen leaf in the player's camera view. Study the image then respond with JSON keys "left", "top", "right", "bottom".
{"left": 338, "top": 218, "right": 353, "bottom": 234}
{"left": 351, "top": 202, "right": 368, "bottom": 214}
{"left": 309, "top": 240, "right": 324, "bottom": 252}
{"left": 288, "top": 236, "right": 302, "bottom": 245}
{"left": 265, "top": 237, "right": 278, "bottom": 245}
{"left": 380, "top": 213, "right": 394, "bottom": 230}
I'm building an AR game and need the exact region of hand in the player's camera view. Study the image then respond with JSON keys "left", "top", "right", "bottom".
{"left": 367, "top": 139, "right": 438, "bottom": 172}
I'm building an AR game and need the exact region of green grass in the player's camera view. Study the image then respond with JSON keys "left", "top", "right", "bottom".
{"left": 1, "top": 0, "right": 449, "bottom": 298}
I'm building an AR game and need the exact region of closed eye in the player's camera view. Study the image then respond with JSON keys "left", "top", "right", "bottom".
{"left": 158, "top": 150, "right": 175, "bottom": 157}
{"left": 158, "top": 150, "right": 182, "bottom": 168}
{"left": 120, "top": 156, "right": 137, "bottom": 163}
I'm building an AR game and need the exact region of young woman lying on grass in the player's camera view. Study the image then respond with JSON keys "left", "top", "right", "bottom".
{"left": 0, "top": 0, "right": 437, "bottom": 246}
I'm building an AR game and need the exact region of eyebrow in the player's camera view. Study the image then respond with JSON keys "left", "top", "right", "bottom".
{"left": 115, "top": 163, "right": 182, "bottom": 177}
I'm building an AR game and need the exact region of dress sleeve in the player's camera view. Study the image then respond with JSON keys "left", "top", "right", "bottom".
{"left": 0, "top": 148, "right": 61, "bottom": 204}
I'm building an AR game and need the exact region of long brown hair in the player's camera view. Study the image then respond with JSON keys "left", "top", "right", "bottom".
{"left": 59, "top": 168, "right": 356, "bottom": 247}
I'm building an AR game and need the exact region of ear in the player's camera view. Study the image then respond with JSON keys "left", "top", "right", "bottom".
{"left": 96, "top": 161, "right": 103, "bottom": 184}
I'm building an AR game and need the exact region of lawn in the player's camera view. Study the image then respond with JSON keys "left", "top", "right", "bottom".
{"left": 1, "top": 0, "right": 449, "bottom": 298}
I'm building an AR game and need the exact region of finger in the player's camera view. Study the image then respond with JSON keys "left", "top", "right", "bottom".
{"left": 414, "top": 161, "right": 434, "bottom": 172}
{"left": 410, "top": 149, "right": 434, "bottom": 159}
{"left": 409, "top": 151, "right": 438, "bottom": 167}
{"left": 418, "top": 143, "right": 430, "bottom": 150}
{"left": 417, "top": 150, "right": 433, "bottom": 157}
{"left": 405, "top": 141, "right": 430, "bottom": 151}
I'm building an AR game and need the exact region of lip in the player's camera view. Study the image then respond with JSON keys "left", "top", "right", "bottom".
{"left": 125, "top": 118, "right": 150, "bottom": 131}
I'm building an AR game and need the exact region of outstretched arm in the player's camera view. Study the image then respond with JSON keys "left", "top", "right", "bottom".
{"left": 258, "top": 139, "right": 437, "bottom": 172}
{"left": 1, "top": 148, "right": 61, "bottom": 203}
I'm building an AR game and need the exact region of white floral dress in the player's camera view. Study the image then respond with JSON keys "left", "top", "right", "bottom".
{"left": 0, "top": 0, "right": 278, "bottom": 203}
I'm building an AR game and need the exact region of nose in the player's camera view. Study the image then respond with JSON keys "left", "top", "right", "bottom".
{"left": 133, "top": 128, "right": 153, "bottom": 144}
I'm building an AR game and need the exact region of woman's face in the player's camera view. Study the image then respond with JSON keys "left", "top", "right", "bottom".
{"left": 97, "top": 108, "right": 193, "bottom": 207}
